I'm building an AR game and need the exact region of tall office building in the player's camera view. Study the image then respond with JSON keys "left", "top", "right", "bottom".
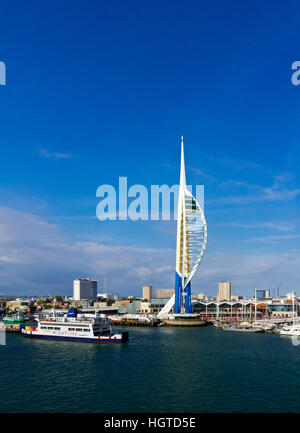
{"left": 218, "top": 281, "right": 231, "bottom": 301}
{"left": 73, "top": 278, "right": 97, "bottom": 301}
{"left": 142, "top": 285, "right": 153, "bottom": 300}
{"left": 255, "top": 289, "right": 271, "bottom": 299}
{"left": 156, "top": 289, "right": 175, "bottom": 299}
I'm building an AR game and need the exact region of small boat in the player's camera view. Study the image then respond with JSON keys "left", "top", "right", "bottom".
{"left": 252, "top": 321, "right": 276, "bottom": 331}
{"left": 214, "top": 320, "right": 222, "bottom": 327}
{"left": 157, "top": 322, "right": 166, "bottom": 327}
{"left": 222, "top": 325, "right": 264, "bottom": 333}
{"left": 280, "top": 324, "right": 300, "bottom": 336}
{"left": 2, "top": 313, "right": 27, "bottom": 323}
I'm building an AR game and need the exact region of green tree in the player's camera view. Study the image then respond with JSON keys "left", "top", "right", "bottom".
{"left": 107, "top": 299, "right": 115, "bottom": 306}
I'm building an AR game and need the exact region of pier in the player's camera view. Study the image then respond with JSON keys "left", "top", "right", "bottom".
{"left": 110, "top": 316, "right": 158, "bottom": 327}
{"left": 4, "top": 323, "right": 23, "bottom": 333}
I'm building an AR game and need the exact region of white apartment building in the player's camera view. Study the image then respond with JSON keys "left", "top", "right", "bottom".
{"left": 218, "top": 281, "right": 231, "bottom": 301}
{"left": 73, "top": 278, "right": 97, "bottom": 301}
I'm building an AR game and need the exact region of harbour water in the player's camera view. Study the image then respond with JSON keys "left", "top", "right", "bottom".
{"left": 1, "top": 326, "right": 300, "bottom": 413}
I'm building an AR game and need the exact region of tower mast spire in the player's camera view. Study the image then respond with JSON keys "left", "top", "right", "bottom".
{"left": 180, "top": 136, "right": 186, "bottom": 187}
{"left": 180, "top": 136, "right": 186, "bottom": 312}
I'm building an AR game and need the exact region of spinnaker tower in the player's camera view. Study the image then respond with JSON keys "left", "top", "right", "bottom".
{"left": 158, "top": 137, "right": 207, "bottom": 319}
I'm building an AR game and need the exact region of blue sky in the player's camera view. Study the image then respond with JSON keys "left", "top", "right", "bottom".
{"left": 0, "top": 0, "right": 300, "bottom": 297}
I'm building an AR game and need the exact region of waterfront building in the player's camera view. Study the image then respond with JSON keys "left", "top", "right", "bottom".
{"left": 6, "top": 299, "right": 30, "bottom": 312}
{"left": 155, "top": 289, "right": 175, "bottom": 299}
{"left": 142, "top": 285, "right": 153, "bottom": 300}
{"left": 267, "top": 299, "right": 298, "bottom": 318}
{"left": 73, "top": 278, "right": 97, "bottom": 301}
{"left": 140, "top": 301, "right": 151, "bottom": 313}
{"left": 94, "top": 301, "right": 108, "bottom": 308}
{"left": 114, "top": 299, "right": 131, "bottom": 307}
{"left": 286, "top": 292, "right": 297, "bottom": 300}
{"left": 6, "top": 300, "right": 22, "bottom": 309}
{"left": 192, "top": 300, "right": 263, "bottom": 321}
{"left": 191, "top": 294, "right": 300, "bottom": 321}
{"left": 217, "top": 281, "right": 231, "bottom": 301}
{"left": 255, "top": 289, "right": 271, "bottom": 299}
{"left": 80, "top": 299, "right": 95, "bottom": 309}
{"left": 194, "top": 292, "right": 207, "bottom": 300}
{"left": 231, "top": 295, "right": 241, "bottom": 301}
{"left": 97, "top": 293, "right": 118, "bottom": 301}
{"left": 149, "top": 298, "right": 170, "bottom": 314}
{"left": 118, "top": 298, "right": 169, "bottom": 315}
{"left": 118, "top": 300, "right": 142, "bottom": 315}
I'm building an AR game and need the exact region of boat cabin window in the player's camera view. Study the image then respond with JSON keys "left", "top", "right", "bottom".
{"left": 68, "top": 328, "right": 75, "bottom": 331}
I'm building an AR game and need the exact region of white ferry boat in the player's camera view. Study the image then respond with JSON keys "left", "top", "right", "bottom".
{"left": 21, "top": 309, "right": 128, "bottom": 343}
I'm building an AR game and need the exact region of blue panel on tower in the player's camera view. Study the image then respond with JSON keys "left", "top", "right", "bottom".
{"left": 184, "top": 281, "right": 192, "bottom": 313}
{"left": 174, "top": 272, "right": 182, "bottom": 313}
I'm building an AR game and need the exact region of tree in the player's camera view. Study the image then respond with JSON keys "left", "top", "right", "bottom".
{"left": 107, "top": 299, "right": 115, "bottom": 306}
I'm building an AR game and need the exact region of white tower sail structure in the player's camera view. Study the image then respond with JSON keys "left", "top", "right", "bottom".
{"left": 158, "top": 137, "right": 207, "bottom": 318}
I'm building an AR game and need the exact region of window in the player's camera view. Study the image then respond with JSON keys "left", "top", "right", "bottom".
{"left": 54, "top": 327, "right": 60, "bottom": 330}
{"left": 47, "top": 327, "right": 53, "bottom": 330}
{"left": 68, "top": 328, "right": 75, "bottom": 331}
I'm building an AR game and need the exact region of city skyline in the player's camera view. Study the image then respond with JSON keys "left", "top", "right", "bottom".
{"left": 1, "top": 1, "right": 300, "bottom": 296}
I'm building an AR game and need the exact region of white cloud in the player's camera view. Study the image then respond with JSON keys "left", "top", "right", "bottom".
{"left": 210, "top": 175, "right": 300, "bottom": 206}
{"left": 188, "top": 166, "right": 215, "bottom": 182}
{"left": 192, "top": 250, "right": 300, "bottom": 295}
{"left": 244, "top": 235, "right": 300, "bottom": 244}
{"left": 0, "top": 206, "right": 174, "bottom": 295}
{"left": 220, "top": 221, "right": 296, "bottom": 232}
{"left": 0, "top": 206, "right": 299, "bottom": 297}
{"left": 37, "top": 149, "right": 73, "bottom": 160}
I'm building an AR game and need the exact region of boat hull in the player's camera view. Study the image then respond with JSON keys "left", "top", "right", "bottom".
{"left": 280, "top": 330, "right": 300, "bottom": 336}
{"left": 21, "top": 329, "right": 129, "bottom": 343}
{"left": 222, "top": 327, "right": 263, "bottom": 333}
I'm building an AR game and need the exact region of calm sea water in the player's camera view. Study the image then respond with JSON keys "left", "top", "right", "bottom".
{"left": 0, "top": 326, "right": 300, "bottom": 413}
